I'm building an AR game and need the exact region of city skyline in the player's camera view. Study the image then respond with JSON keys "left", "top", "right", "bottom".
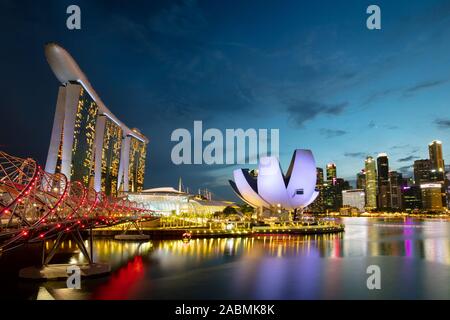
{"left": 1, "top": 1, "right": 450, "bottom": 201}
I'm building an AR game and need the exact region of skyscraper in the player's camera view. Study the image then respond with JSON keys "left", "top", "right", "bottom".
{"left": 389, "top": 171, "right": 403, "bottom": 210}
{"left": 44, "top": 43, "right": 149, "bottom": 195}
{"left": 428, "top": 140, "right": 445, "bottom": 182}
{"left": 428, "top": 140, "right": 444, "bottom": 172}
{"left": 414, "top": 159, "right": 431, "bottom": 185}
{"left": 310, "top": 167, "right": 325, "bottom": 213}
{"left": 317, "top": 167, "right": 324, "bottom": 185}
{"left": 356, "top": 169, "right": 366, "bottom": 190}
{"left": 402, "top": 185, "right": 422, "bottom": 212}
{"left": 365, "top": 156, "right": 377, "bottom": 210}
{"left": 377, "top": 153, "right": 390, "bottom": 210}
{"left": 323, "top": 182, "right": 339, "bottom": 211}
{"left": 342, "top": 189, "right": 365, "bottom": 212}
{"left": 420, "top": 183, "right": 444, "bottom": 212}
{"left": 326, "top": 163, "right": 337, "bottom": 181}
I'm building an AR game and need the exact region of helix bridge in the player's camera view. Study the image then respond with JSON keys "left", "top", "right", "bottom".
{"left": 0, "top": 151, "right": 153, "bottom": 265}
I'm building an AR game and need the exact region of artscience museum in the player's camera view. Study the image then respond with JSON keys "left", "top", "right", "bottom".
{"left": 229, "top": 149, "right": 319, "bottom": 213}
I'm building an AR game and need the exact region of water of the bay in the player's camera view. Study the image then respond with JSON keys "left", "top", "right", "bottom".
{"left": 1, "top": 217, "right": 449, "bottom": 299}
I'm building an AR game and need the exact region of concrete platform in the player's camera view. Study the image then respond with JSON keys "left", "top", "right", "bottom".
{"left": 114, "top": 234, "right": 150, "bottom": 241}
{"left": 36, "top": 287, "right": 55, "bottom": 300}
{"left": 19, "top": 263, "right": 111, "bottom": 280}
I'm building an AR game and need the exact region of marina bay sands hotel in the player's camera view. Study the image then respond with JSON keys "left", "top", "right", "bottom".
{"left": 44, "top": 43, "right": 148, "bottom": 196}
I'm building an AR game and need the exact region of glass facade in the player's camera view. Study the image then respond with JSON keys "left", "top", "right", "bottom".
{"left": 127, "top": 192, "right": 231, "bottom": 216}
{"left": 365, "top": 156, "right": 377, "bottom": 210}
{"left": 309, "top": 167, "right": 325, "bottom": 213}
{"left": 70, "top": 87, "right": 98, "bottom": 186}
{"left": 128, "top": 136, "right": 147, "bottom": 192}
{"left": 101, "top": 117, "right": 122, "bottom": 196}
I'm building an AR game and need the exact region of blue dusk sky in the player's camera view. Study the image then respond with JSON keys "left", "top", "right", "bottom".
{"left": 1, "top": 0, "right": 450, "bottom": 200}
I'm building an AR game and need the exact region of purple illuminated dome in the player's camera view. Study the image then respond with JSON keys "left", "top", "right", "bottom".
{"left": 229, "top": 149, "right": 319, "bottom": 211}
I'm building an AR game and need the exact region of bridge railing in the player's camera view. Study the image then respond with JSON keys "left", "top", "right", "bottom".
{"left": 0, "top": 151, "right": 153, "bottom": 252}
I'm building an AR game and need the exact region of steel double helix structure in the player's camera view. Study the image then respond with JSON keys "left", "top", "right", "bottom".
{"left": 0, "top": 151, "right": 152, "bottom": 253}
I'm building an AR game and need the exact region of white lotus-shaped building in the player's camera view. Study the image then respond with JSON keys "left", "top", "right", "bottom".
{"left": 229, "top": 149, "right": 319, "bottom": 211}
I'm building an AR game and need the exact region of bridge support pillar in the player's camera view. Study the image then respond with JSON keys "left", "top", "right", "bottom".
{"left": 114, "top": 221, "right": 150, "bottom": 241}
{"left": 20, "top": 229, "right": 110, "bottom": 280}
{"left": 42, "top": 229, "right": 93, "bottom": 266}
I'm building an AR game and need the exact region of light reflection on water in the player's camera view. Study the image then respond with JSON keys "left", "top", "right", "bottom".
{"left": 66, "top": 217, "right": 450, "bottom": 299}
{"left": 2, "top": 217, "right": 449, "bottom": 299}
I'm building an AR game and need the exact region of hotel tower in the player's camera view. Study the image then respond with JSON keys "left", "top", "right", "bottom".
{"left": 44, "top": 43, "right": 148, "bottom": 196}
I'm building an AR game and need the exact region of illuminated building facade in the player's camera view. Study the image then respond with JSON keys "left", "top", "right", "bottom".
{"left": 428, "top": 140, "right": 444, "bottom": 173}
{"left": 44, "top": 43, "right": 148, "bottom": 195}
{"left": 326, "top": 163, "right": 337, "bottom": 181}
{"left": 322, "top": 182, "right": 337, "bottom": 211}
{"left": 356, "top": 169, "right": 366, "bottom": 190}
{"left": 309, "top": 167, "right": 325, "bottom": 213}
{"left": 127, "top": 187, "right": 233, "bottom": 216}
{"left": 342, "top": 189, "right": 365, "bottom": 213}
{"left": 414, "top": 159, "right": 431, "bottom": 185}
{"left": 389, "top": 171, "right": 403, "bottom": 210}
{"left": 365, "top": 156, "right": 377, "bottom": 210}
{"left": 118, "top": 134, "right": 148, "bottom": 193}
{"left": 402, "top": 185, "right": 422, "bottom": 211}
{"left": 428, "top": 140, "right": 446, "bottom": 184}
{"left": 229, "top": 149, "right": 319, "bottom": 213}
{"left": 97, "top": 116, "right": 123, "bottom": 197}
{"left": 377, "top": 153, "right": 390, "bottom": 210}
{"left": 420, "top": 183, "right": 444, "bottom": 212}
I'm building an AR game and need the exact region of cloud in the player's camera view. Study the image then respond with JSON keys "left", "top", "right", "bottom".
{"left": 367, "top": 121, "right": 398, "bottom": 130}
{"left": 362, "top": 88, "right": 397, "bottom": 106}
{"left": 286, "top": 100, "right": 348, "bottom": 127}
{"left": 320, "top": 129, "right": 347, "bottom": 138}
{"left": 435, "top": 118, "right": 450, "bottom": 129}
{"left": 344, "top": 152, "right": 366, "bottom": 158}
{"left": 390, "top": 144, "right": 410, "bottom": 150}
{"left": 404, "top": 79, "right": 447, "bottom": 94}
{"left": 363, "top": 79, "right": 448, "bottom": 107}
{"left": 398, "top": 165, "right": 413, "bottom": 175}
{"left": 398, "top": 155, "right": 419, "bottom": 162}
{"left": 385, "top": 125, "right": 398, "bottom": 130}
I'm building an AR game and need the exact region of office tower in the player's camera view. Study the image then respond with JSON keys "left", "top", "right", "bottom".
{"left": 428, "top": 140, "right": 444, "bottom": 171}
{"left": 310, "top": 168, "right": 325, "bottom": 213}
{"left": 414, "top": 159, "right": 431, "bottom": 185}
{"left": 357, "top": 169, "right": 366, "bottom": 190}
{"left": 420, "top": 183, "right": 444, "bottom": 212}
{"left": 402, "top": 185, "right": 422, "bottom": 212}
{"left": 326, "top": 163, "right": 337, "bottom": 181}
{"left": 429, "top": 140, "right": 445, "bottom": 182}
{"left": 334, "top": 178, "right": 347, "bottom": 208}
{"left": 377, "top": 153, "right": 390, "bottom": 210}
{"left": 365, "top": 156, "right": 377, "bottom": 210}
{"left": 444, "top": 165, "right": 450, "bottom": 208}
{"left": 323, "top": 182, "right": 338, "bottom": 211}
{"left": 317, "top": 167, "right": 324, "bottom": 185}
{"left": 389, "top": 171, "right": 403, "bottom": 210}
{"left": 342, "top": 189, "right": 365, "bottom": 212}
{"left": 44, "top": 43, "right": 149, "bottom": 195}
